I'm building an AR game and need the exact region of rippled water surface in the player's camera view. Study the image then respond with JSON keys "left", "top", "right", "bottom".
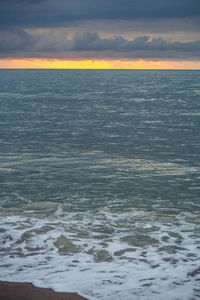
{"left": 0, "top": 70, "right": 200, "bottom": 299}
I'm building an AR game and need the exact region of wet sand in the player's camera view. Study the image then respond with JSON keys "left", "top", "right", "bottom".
{"left": 0, "top": 281, "right": 88, "bottom": 300}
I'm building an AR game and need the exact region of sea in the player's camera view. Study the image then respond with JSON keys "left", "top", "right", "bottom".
{"left": 0, "top": 69, "right": 200, "bottom": 300}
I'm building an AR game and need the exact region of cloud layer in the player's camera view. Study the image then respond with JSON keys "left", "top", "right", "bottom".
{"left": 1, "top": 0, "right": 200, "bottom": 61}
{"left": 1, "top": 29, "right": 200, "bottom": 59}
{"left": 1, "top": 0, "right": 200, "bottom": 28}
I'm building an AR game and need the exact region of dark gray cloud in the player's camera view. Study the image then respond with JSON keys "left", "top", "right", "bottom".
{"left": 72, "top": 32, "right": 200, "bottom": 55}
{"left": 1, "top": 29, "right": 200, "bottom": 59}
{"left": 1, "top": 0, "right": 199, "bottom": 61}
{"left": 0, "top": 0, "right": 200, "bottom": 28}
{"left": 0, "top": 28, "right": 35, "bottom": 53}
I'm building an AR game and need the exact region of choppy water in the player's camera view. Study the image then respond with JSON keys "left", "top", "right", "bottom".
{"left": 0, "top": 69, "right": 200, "bottom": 299}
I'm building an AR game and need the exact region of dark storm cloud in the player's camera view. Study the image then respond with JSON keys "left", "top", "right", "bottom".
{"left": 0, "top": 0, "right": 200, "bottom": 28}
{"left": 1, "top": 29, "right": 200, "bottom": 59}
{"left": 0, "top": 28, "right": 35, "bottom": 53}
{"left": 1, "top": 0, "right": 199, "bottom": 60}
{"left": 64, "top": 32, "right": 200, "bottom": 55}
{"left": 0, "top": 28, "right": 72, "bottom": 54}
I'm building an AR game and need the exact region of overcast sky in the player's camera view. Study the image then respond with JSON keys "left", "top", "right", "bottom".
{"left": 1, "top": 0, "right": 200, "bottom": 60}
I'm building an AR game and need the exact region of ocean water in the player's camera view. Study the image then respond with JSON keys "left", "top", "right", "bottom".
{"left": 0, "top": 69, "right": 200, "bottom": 299}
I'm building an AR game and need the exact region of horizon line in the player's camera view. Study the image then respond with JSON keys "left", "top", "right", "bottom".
{"left": 0, "top": 68, "right": 199, "bottom": 70}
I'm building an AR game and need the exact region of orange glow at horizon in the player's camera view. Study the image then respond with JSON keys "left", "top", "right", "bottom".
{"left": 0, "top": 58, "right": 200, "bottom": 69}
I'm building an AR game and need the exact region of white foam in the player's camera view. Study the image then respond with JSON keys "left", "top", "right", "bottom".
{"left": 0, "top": 209, "right": 200, "bottom": 300}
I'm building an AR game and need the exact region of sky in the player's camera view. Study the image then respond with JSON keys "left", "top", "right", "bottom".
{"left": 0, "top": 0, "right": 200, "bottom": 69}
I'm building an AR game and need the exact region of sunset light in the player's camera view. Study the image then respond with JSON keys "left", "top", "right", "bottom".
{"left": 1, "top": 59, "right": 200, "bottom": 69}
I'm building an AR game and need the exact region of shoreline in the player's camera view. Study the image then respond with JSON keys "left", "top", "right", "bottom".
{"left": 0, "top": 281, "right": 88, "bottom": 300}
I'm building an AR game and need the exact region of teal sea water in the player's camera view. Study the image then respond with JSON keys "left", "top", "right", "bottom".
{"left": 0, "top": 70, "right": 200, "bottom": 299}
